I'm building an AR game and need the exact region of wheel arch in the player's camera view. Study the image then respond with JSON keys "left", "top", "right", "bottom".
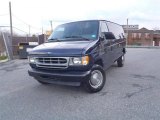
{"left": 94, "top": 59, "right": 104, "bottom": 67}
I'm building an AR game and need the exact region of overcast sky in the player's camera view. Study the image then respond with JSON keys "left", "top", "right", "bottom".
{"left": 0, "top": 0, "right": 160, "bottom": 34}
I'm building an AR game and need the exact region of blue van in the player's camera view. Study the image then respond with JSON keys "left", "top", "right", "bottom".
{"left": 28, "top": 20, "right": 126, "bottom": 92}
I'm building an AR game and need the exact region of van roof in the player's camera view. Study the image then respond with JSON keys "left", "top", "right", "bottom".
{"left": 63, "top": 20, "right": 122, "bottom": 26}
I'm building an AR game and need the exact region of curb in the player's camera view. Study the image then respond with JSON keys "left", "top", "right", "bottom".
{"left": 0, "top": 59, "right": 8, "bottom": 63}
{"left": 126, "top": 46, "right": 160, "bottom": 49}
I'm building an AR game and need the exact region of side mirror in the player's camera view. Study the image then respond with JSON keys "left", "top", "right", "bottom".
{"left": 103, "top": 32, "right": 115, "bottom": 39}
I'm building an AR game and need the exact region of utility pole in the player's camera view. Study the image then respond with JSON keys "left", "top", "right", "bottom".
{"left": 50, "top": 20, "right": 53, "bottom": 32}
{"left": 29, "top": 25, "right": 30, "bottom": 36}
{"left": 9, "top": 1, "right": 13, "bottom": 60}
{"left": 126, "top": 18, "right": 129, "bottom": 46}
{"left": 42, "top": 26, "right": 43, "bottom": 34}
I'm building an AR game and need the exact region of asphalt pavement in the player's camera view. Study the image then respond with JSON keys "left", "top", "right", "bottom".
{"left": 0, "top": 48, "right": 160, "bottom": 120}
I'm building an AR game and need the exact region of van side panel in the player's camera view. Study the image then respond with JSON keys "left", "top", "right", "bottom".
{"left": 106, "top": 21, "right": 126, "bottom": 61}
{"left": 100, "top": 21, "right": 114, "bottom": 70}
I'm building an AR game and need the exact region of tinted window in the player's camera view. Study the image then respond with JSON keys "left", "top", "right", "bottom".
{"left": 107, "top": 22, "right": 124, "bottom": 39}
{"left": 48, "top": 21, "right": 99, "bottom": 41}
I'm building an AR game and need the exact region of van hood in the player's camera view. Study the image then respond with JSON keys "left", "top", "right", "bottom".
{"left": 30, "top": 41, "right": 94, "bottom": 56}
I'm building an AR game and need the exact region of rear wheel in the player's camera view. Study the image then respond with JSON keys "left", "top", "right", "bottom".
{"left": 84, "top": 64, "right": 106, "bottom": 93}
{"left": 117, "top": 55, "right": 125, "bottom": 67}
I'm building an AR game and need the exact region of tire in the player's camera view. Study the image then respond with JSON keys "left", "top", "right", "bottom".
{"left": 84, "top": 64, "right": 106, "bottom": 93}
{"left": 117, "top": 55, "right": 125, "bottom": 67}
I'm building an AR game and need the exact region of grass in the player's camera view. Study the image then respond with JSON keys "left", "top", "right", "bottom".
{"left": 0, "top": 56, "right": 7, "bottom": 60}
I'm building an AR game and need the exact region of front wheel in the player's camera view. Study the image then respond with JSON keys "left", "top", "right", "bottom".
{"left": 84, "top": 64, "right": 106, "bottom": 93}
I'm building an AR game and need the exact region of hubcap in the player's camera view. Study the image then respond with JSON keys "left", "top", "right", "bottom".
{"left": 89, "top": 70, "right": 103, "bottom": 89}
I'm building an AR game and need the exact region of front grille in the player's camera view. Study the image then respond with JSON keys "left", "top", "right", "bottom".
{"left": 35, "top": 57, "right": 69, "bottom": 69}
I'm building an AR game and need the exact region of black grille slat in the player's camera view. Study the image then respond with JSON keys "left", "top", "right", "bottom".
{"left": 35, "top": 57, "right": 68, "bottom": 69}
{"left": 36, "top": 64, "right": 66, "bottom": 68}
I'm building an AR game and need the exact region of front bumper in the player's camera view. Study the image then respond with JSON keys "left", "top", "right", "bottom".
{"left": 28, "top": 69, "right": 91, "bottom": 86}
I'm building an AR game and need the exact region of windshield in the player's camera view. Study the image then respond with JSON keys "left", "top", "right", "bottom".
{"left": 48, "top": 21, "right": 99, "bottom": 41}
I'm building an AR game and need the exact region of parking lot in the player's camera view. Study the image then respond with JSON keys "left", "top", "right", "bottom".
{"left": 0, "top": 48, "right": 160, "bottom": 120}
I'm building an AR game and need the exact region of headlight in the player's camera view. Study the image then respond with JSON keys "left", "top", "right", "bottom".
{"left": 69, "top": 56, "right": 89, "bottom": 65}
{"left": 73, "top": 57, "right": 82, "bottom": 64}
{"left": 28, "top": 57, "right": 35, "bottom": 63}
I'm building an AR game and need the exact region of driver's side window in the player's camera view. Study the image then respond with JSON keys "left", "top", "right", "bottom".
{"left": 101, "top": 22, "right": 109, "bottom": 33}
{"left": 101, "top": 22, "right": 109, "bottom": 39}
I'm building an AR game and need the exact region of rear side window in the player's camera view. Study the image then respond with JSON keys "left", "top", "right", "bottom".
{"left": 106, "top": 22, "right": 124, "bottom": 39}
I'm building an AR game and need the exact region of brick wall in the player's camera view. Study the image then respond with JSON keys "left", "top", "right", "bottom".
{"left": 126, "top": 28, "right": 156, "bottom": 46}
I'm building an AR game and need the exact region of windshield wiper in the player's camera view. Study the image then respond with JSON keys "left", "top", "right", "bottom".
{"left": 64, "top": 36, "right": 90, "bottom": 41}
{"left": 47, "top": 38, "right": 60, "bottom": 42}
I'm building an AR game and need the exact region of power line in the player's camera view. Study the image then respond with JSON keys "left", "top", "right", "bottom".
{"left": 0, "top": 13, "right": 8, "bottom": 16}
{"left": 12, "top": 13, "right": 41, "bottom": 30}
{"left": 1, "top": 12, "right": 43, "bottom": 34}
{"left": 0, "top": 25, "right": 28, "bottom": 34}
{"left": 12, "top": 13, "right": 29, "bottom": 26}
{"left": 13, "top": 26, "right": 28, "bottom": 34}
{"left": 11, "top": 13, "right": 44, "bottom": 35}
{"left": 0, "top": 26, "right": 10, "bottom": 27}
{"left": 52, "top": 20, "right": 71, "bottom": 23}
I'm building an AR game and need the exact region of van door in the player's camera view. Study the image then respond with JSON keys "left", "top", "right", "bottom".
{"left": 100, "top": 21, "right": 113, "bottom": 69}
{"left": 106, "top": 22, "right": 124, "bottom": 61}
